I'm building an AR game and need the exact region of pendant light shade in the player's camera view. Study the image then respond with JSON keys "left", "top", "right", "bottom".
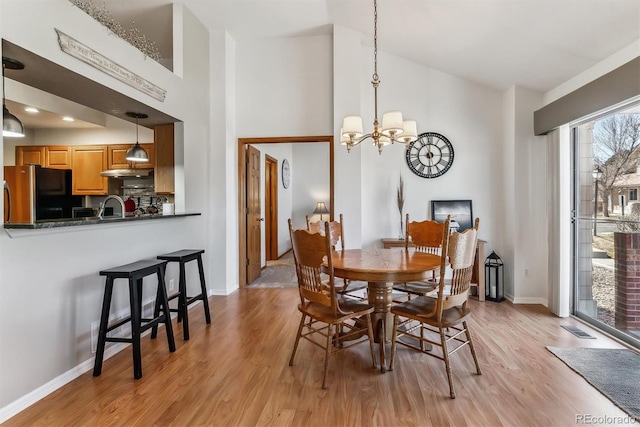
{"left": 2, "top": 57, "right": 25, "bottom": 138}
{"left": 125, "top": 143, "right": 149, "bottom": 162}
{"left": 125, "top": 112, "right": 149, "bottom": 162}
{"left": 3, "top": 105, "right": 25, "bottom": 138}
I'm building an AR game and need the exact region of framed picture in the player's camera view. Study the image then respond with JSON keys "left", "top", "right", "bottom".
{"left": 430, "top": 200, "right": 473, "bottom": 232}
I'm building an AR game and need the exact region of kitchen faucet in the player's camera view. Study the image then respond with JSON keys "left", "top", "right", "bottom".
{"left": 98, "top": 195, "right": 126, "bottom": 219}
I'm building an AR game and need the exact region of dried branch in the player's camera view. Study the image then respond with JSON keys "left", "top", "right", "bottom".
{"left": 397, "top": 175, "right": 405, "bottom": 214}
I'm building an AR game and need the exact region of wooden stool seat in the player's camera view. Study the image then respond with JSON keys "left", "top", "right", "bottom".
{"left": 153, "top": 249, "right": 211, "bottom": 340}
{"left": 93, "top": 259, "right": 176, "bottom": 379}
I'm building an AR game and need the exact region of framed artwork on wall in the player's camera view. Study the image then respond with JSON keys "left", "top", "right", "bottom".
{"left": 430, "top": 200, "right": 473, "bottom": 232}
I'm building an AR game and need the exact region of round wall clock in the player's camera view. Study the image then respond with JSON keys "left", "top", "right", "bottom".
{"left": 281, "top": 159, "right": 290, "bottom": 189}
{"left": 405, "top": 132, "right": 454, "bottom": 178}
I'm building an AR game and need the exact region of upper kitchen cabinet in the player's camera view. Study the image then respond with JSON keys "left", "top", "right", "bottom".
{"left": 154, "top": 124, "right": 175, "bottom": 194}
{"left": 16, "top": 146, "right": 45, "bottom": 166}
{"left": 72, "top": 146, "right": 108, "bottom": 195}
{"left": 16, "top": 146, "right": 72, "bottom": 169}
{"left": 45, "top": 146, "right": 72, "bottom": 169}
{"left": 107, "top": 143, "right": 155, "bottom": 169}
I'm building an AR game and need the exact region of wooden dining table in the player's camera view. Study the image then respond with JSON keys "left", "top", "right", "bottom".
{"left": 324, "top": 248, "right": 441, "bottom": 372}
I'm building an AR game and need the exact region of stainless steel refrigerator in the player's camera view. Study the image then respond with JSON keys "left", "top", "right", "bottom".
{"left": 3, "top": 165, "right": 83, "bottom": 224}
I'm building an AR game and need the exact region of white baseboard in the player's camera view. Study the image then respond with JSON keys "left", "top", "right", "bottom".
{"left": 0, "top": 342, "right": 127, "bottom": 424}
{"left": 0, "top": 308, "right": 180, "bottom": 424}
{"left": 510, "top": 296, "right": 547, "bottom": 305}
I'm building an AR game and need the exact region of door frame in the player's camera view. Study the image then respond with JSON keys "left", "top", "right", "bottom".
{"left": 237, "top": 135, "right": 334, "bottom": 287}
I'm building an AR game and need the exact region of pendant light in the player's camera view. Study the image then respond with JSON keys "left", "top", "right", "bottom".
{"left": 340, "top": 0, "right": 418, "bottom": 154}
{"left": 125, "top": 112, "right": 149, "bottom": 162}
{"left": 2, "top": 57, "right": 25, "bottom": 138}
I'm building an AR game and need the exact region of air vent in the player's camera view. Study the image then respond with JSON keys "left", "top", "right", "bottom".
{"left": 561, "top": 325, "right": 595, "bottom": 339}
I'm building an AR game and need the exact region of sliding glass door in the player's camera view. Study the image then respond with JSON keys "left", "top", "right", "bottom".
{"left": 572, "top": 102, "right": 640, "bottom": 349}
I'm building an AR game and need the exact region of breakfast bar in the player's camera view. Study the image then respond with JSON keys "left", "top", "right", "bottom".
{"left": 3, "top": 212, "right": 200, "bottom": 230}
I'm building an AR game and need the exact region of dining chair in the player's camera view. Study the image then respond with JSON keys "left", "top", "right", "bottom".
{"left": 288, "top": 219, "right": 376, "bottom": 389}
{"left": 306, "top": 213, "right": 344, "bottom": 250}
{"left": 392, "top": 213, "right": 449, "bottom": 300}
{"left": 389, "top": 218, "right": 481, "bottom": 399}
{"left": 305, "top": 214, "right": 367, "bottom": 300}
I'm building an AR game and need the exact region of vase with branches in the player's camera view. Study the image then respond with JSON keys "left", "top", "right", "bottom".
{"left": 397, "top": 175, "right": 405, "bottom": 239}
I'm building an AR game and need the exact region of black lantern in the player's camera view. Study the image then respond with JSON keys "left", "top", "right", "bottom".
{"left": 485, "top": 251, "right": 504, "bottom": 302}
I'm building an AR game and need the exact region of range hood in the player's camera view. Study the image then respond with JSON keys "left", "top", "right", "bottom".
{"left": 100, "top": 168, "right": 153, "bottom": 178}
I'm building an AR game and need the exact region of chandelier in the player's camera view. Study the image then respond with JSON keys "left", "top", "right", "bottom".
{"left": 341, "top": 0, "right": 418, "bottom": 154}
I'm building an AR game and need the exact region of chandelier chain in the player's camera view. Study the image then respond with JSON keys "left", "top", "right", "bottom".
{"left": 373, "top": 0, "right": 378, "bottom": 81}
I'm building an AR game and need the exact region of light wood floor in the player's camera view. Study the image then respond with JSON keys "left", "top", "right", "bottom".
{"left": 4, "top": 288, "right": 632, "bottom": 426}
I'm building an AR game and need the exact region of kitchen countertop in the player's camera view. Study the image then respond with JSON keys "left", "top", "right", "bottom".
{"left": 3, "top": 212, "right": 201, "bottom": 230}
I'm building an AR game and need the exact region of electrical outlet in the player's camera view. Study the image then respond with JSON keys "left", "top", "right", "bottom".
{"left": 144, "top": 301, "right": 154, "bottom": 319}
{"left": 91, "top": 321, "right": 99, "bottom": 353}
{"left": 524, "top": 268, "right": 529, "bottom": 278}
{"left": 169, "top": 279, "right": 175, "bottom": 292}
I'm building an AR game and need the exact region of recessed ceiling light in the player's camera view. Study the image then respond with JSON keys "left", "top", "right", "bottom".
{"left": 62, "top": 116, "right": 74, "bottom": 122}
{"left": 24, "top": 107, "right": 39, "bottom": 113}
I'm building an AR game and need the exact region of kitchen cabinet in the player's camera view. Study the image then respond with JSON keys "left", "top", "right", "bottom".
{"left": 71, "top": 146, "right": 108, "bottom": 195}
{"left": 16, "top": 146, "right": 72, "bottom": 169}
{"left": 45, "top": 146, "right": 72, "bottom": 169}
{"left": 107, "top": 143, "right": 154, "bottom": 169}
{"left": 16, "top": 146, "right": 45, "bottom": 166}
{"left": 154, "top": 124, "right": 175, "bottom": 194}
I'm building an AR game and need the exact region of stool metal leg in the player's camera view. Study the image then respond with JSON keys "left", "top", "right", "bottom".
{"left": 150, "top": 293, "right": 162, "bottom": 339}
{"left": 129, "top": 278, "right": 143, "bottom": 379}
{"left": 157, "top": 266, "right": 176, "bottom": 352}
{"left": 151, "top": 262, "right": 169, "bottom": 340}
{"left": 179, "top": 262, "right": 189, "bottom": 340}
{"left": 197, "top": 255, "right": 211, "bottom": 324}
{"left": 93, "top": 277, "right": 114, "bottom": 377}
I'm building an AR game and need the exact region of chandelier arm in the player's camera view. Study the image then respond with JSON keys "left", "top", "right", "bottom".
{"left": 351, "top": 133, "right": 374, "bottom": 147}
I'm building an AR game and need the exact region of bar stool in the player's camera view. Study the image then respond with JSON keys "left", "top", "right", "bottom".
{"left": 152, "top": 249, "right": 211, "bottom": 340}
{"left": 93, "top": 259, "right": 176, "bottom": 379}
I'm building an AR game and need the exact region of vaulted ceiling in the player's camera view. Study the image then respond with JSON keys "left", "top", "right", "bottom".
{"left": 105, "top": 0, "right": 640, "bottom": 92}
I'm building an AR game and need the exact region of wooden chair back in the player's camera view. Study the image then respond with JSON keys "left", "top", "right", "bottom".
{"left": 435, "top": 218, "right": 480, "bottom": 317}
{"left": 405, "top": 213, "right": 448, "bottom": 255}
{"left": 289, "top": 219, "right": 339, "bottom": 313}
{"left": 305, "top": 213, "right": 345, "bottom": 250}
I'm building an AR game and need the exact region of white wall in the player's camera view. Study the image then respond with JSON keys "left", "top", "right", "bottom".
{"left": 501, "top": 86, "right": 548, "bottom": 303}
{"left": 235, "top": 36, "right": 333, "bottom": 137}
{"left": 292, "top": 143, "right": 330, "bottom": 230}
{"left": 29, "top": 117, "right": 154, "bottom": 147}
{"left": 0, "top": 0, "right": 212, "bottom": 419}
{"left": 357, "top": 49, "right": 503, "bottom": 251}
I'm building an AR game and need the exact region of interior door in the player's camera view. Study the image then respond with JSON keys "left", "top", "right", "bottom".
{"left": 246, "top": 145, "right": 262, "bottom": 283}
{"left": 265, "top": 156, "right": 278, "bottom": 261}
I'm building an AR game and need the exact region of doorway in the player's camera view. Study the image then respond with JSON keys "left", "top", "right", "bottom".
{"left": 571, "top": 102, "right": 640, "bottom": 349}
{"left": 237, "top": 135, "right": 334, "bottom": 287}
{"left": 265, "top": 155, "right": 278, "bottom": 261}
